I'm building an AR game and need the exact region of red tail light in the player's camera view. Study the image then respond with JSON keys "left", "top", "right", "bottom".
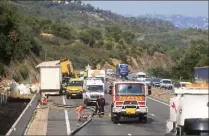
{"left": 138, "top": 101, "right": 145, "bottom": 107}
{"left": 116, "top": 102, "right": 123, "bottom": 107}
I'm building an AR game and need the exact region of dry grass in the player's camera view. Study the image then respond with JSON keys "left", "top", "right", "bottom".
{"left": 150, "top": 87, "right": 174, "bottom": 103}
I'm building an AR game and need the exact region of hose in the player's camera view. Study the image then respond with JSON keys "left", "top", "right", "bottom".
{"left": 69, "top": 107, "right": 96, "bottom": 136}
{"left": 38, "top": 101, "right": 96, "bottom": 136}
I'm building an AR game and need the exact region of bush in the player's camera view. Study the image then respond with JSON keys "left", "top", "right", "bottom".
{"left": 13, "top": 73, "right": 22, "bottom": 83}
{"left": 19, "top": 64, "right": 29, "bottom": 80}
{"left": 0, "top": 63, "right": 5, "bottom": 76}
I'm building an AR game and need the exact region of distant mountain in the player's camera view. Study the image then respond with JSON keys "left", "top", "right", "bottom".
{"left": 139, "top": 14, "right": 208, "bottom": 30}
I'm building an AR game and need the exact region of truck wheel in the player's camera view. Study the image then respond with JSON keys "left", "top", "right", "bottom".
{"left": 66, "top": 95, "right": 69, "bottom": 99}
{"left": 112, "top": 116, "right": 119, "bottom": 124}
{"left": 139, "top": 115, "right": 147, "bottom": 124}
{"left": 84, "top": 100, "right": 88, "bottom": 106}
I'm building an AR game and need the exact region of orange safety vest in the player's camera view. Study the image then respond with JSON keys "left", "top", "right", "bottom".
{"left": 76, "top": 106, "right": 84, "bottom": 113}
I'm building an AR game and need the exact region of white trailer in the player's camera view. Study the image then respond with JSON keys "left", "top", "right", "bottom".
{"left": 36, "top": 60, "right": 62, "bottom": 95}
{"left": 166, "top": 84, "right": 209, "bottom": 135}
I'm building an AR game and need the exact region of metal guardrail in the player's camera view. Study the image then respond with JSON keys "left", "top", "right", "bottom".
{"left": 6, "top": 92, "right": 40, "bottom": 135}
{"left": 0, "top": 94, "right": 8, "bottom": 104}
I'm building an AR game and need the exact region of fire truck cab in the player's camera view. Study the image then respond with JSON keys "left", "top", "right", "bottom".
{"left": 109, "top": 80, "right": 151, "bottom": 124}
{"left": 166, "top": 83, "right": 209, "bottom": 135}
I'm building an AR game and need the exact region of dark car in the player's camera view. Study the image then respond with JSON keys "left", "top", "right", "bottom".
{"left": 151, "top": 78, "right": 161, "bottom": 87}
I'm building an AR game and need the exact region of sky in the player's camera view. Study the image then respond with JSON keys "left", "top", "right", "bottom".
{"left": 84, "top": 1, "right": 208, "bottom": 18}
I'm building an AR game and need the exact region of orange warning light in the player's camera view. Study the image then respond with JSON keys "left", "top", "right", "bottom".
{"left": 185, "top": 83, "right": 209, "bottom": 88}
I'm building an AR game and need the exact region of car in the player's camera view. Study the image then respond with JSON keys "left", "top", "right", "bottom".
{"left": 160, "top": 79, "right": 173, "bottom": 90}
{"left": 145, "top": 78, "right": 151, "bottom": 86}
{"left": 151, "top": 78, "right": 161, "bottom": 87}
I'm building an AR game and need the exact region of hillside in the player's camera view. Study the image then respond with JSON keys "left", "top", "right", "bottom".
{"left": 12, "top": 1, "right": 176, "bottom": 33}
{"left": 0, "top": 1, "right": 208, "bottom": 82}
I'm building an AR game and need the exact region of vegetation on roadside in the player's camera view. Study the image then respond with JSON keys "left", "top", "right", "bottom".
{"left": 0, "top": 1, "right": 208, "bottom": 82}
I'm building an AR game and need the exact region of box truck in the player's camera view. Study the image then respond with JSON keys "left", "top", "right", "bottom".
{"left": 36, "top": 60, "right": 62, "bottom": 95}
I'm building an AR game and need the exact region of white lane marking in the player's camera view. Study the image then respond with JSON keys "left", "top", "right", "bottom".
{"left": 147, "top": 96, "right": 169, "bottom": 106}
{"left": 62, "top": 96, "right": 71, "bottom": 135}
{"left": 128, "top": 133, "right": 132, "bottom": 136}
{"left": 150, "top": 113, "right": 155, "bottom": 116}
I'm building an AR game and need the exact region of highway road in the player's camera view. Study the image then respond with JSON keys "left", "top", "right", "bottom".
{"left": 46, "top": 94, "right": 170, "bottom": 135}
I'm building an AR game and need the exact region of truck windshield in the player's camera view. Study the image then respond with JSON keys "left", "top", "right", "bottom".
{"left": 137, "top": 75, "right": 145, "bottom": 78}
{"left": 116, "top": 84, "right": 144, "bottom": 95}
{"left": 68, "top": 81, "right": 83, "bottom": 86}
{"left": 163, "top": 80, "right": 171, "bottom": 84}
{"left": 87, "top": 85, "right": 103, "bottom": 92}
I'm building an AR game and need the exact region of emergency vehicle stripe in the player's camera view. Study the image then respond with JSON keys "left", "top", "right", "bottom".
{"left": 171, "top": 102, "right": 177, "bottom": 113}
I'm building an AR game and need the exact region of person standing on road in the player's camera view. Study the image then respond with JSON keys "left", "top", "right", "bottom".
{"left": 76, "top": 104, "right": 86, "bottom": 121}
{"left": 95, "top": 95, "right": 105, "bottom": 116}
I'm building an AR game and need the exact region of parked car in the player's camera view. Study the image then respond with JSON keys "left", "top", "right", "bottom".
{"left": 145, "top": 78, "right": 151, "bottom": 86}
{"left": 160, "top": 79, "right": 173, "bottom": 90}
{"left": 151, "top": 78, "right": 161, "bottom": 87}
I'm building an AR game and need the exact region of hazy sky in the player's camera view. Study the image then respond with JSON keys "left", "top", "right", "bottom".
{"left": 84, "top": 1, "right": 208, "bottom": 17}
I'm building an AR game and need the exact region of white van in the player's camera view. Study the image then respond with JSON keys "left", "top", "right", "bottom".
{"left": 83, "top": 78, "right": 105, "bottom": 105}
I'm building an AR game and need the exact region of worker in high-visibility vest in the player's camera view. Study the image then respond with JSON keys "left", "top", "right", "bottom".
{"left": 76, "top": 104, "right": 86, "bottom": 121}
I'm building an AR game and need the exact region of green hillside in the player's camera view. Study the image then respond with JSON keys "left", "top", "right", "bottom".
{"left": 0, "top": 0, "right": 208, "bottom": 82}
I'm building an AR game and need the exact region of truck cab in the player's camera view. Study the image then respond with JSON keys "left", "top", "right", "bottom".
{"left": 133, "top": 72, "right": 146, "bottom": 82}
{"left": 66, "top": 78, "right": 84, "bottom": 99}
{"left": 83, "top": 78, "right": 105, "bottom": 105}
{"left": 109, "top": 80, "right": 151, "bottom": 124}
{"left": 166, "top": 83, "right": 209, "bottom": 135}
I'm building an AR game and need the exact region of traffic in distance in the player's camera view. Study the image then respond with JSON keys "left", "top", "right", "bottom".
{"left": 37, "top": 58, "right": 209, "bottom": 136}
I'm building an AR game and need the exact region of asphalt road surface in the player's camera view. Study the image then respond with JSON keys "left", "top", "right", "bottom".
{"left": 46, "top": 94, "right": 169, "bottom": 135}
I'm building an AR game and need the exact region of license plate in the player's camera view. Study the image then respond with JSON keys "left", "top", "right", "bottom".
{"left": 72, "top": 94, "right": 76, "bottom": 96}
{"left": 125, "top": 108, "right": 136, "bottom": 114}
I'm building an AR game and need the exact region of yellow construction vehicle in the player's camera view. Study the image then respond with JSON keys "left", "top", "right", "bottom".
{"left": 60, "top": 58, "right": 74, "bottom": 78}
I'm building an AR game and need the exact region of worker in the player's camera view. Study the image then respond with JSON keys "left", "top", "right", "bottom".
{"left": 76, "top": 104, "right": 86, "bottom": 121}
{"left": 95, "top": 95, "right": 105, "bottom": 116}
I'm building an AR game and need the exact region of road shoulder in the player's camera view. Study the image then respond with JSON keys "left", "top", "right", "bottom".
{"left": 26, "top": 104, "right": 49, "bottom": 135}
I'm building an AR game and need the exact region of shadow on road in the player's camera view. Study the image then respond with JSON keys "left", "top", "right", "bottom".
{"left": 119, "top": 117, "right": 155, "bottom": 125}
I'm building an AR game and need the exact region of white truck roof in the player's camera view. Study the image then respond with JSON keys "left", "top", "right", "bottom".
{"left": 85, "top": 79, "right": 104, "bottom": 85}
{"left": 136, "top": 72, "right": 146, "bottom": 75}
{"left": 174, "top": 84, "right": 209, "bottom": 94}
{"left": 36, "top": 60, "right": 60, "bottom": 68}
{"left": 161, "top": 79, "right": 172, "bottom": 81}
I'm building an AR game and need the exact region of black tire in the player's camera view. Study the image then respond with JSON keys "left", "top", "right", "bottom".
{"left": 140, "top": 115, "right": 147, "bottom": 124}
{"left": 66, "top": 94, "right": 69, "bottom": 99}
{"left": 111, "top": 105, "right": 114, "bottom": 121}
{"left": 112, "top": 116, "right": 119, "bottom": 124}
{"left": 84, "top": 100, "right": 88, "bottom": 106}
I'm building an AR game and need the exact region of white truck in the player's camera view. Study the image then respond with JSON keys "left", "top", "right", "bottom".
{"left": 83, "top": 78, "right": 105, "bottom": 105}
{"left": 87, "top": 70, "right": 106, "bottom": 81}
{"left": 133, "top": 72, "right": 146, "bottom": 82}
{"left": 36, "top": 60, "right": 62, "bottom": 95}
{"left": 166, "top": 84, "right": 209, "bottom": 135}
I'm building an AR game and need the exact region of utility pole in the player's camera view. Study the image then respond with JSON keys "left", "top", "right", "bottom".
{"left": 180, "top": 76, "right": 182, "bottom": 81}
